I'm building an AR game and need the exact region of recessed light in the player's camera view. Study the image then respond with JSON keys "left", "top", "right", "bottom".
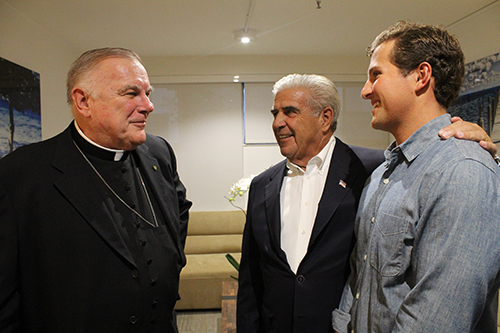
{"left": 234, "top": 29, "right": 256, "bottom": 43}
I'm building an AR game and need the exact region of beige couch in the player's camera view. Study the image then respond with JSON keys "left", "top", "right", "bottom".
{"left": 175, "top": 211, "right": 245, "bottom": 310}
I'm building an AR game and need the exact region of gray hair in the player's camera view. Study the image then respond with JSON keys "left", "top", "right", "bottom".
{"left": 272, "top": 74, "right": 340, "bottom": 132}
{"left": 66, "top": 47, "right": 143, "bottom": 104}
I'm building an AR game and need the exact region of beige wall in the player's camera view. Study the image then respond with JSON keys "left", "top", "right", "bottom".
{"left": 140, "top": 55, "right": 391, "bottom": 211}
{"left": 1, "top": 0, "right": 498, "bottom": 211}
{"left": 0, "top": 1, "right": 78, "bottom": 139}
{"left": 0, "top": 0, "right": 379, "bottom": 212}
{"left": 144, "top": 54, "right": 369, "bottom": 84}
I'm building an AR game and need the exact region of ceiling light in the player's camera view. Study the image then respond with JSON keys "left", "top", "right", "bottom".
{"left": 234, "top": 29, "right": 256, "bottom": 43}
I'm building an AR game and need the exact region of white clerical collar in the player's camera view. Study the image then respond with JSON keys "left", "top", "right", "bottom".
{"left": 74, "top": 121, "right": 124, "bottom": 161}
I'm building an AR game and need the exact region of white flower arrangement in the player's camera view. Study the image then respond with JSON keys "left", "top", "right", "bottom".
{"left": 228, "top": 175, "right": 255, "bottom": 201}
{"left": 225, "top": 175, "right": 256, "bottom": 279}
{"left": 225, "top": 174, "right": 256, "bottom": 213}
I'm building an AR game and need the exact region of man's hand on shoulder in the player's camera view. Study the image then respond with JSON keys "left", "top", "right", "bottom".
{"left": 439, "top": 116, "right": 498, "bottom": 158}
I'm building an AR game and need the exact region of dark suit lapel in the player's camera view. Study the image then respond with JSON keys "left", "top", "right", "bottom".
{"left": 264, "top": 160, "right": 288, "bottom": 260}
{"left": 310, "top": 139, "right": 364, "bottom": 245}
{"left": 52, "top": 131, "right": 136, "bottom": 267}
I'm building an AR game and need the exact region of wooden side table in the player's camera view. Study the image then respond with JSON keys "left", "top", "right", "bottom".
{"left": 221, "top": 280, "right": 238, "bottom": 333}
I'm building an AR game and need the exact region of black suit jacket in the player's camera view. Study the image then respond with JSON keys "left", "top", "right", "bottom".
{"left": 237, "top": 138, "right": 384, "bottom": 333}
{"left": 0, "top": 123, "right": 192, "bottom": 332}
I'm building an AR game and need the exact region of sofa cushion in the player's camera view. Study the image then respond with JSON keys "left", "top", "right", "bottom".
{"left": 181, "top": 253, "right": 241, "bottom": 279}
{"left": 176, "top": 211, "right": 245, "bottom": 310}
{"left": 184, "top": 234, "right": 242, "bottom": 254}
{"left": 188, "top": 211, "right": 245, "bottom": 235}
{"left": 176, "top": 252, "right": 241, "bottom": 310}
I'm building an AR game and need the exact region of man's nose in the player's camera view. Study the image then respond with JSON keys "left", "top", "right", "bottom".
{"left": 361, "top": 80, "right": 372, "bottom": 100}
{"left": 273, "top": 112, "right": 286, "bottom": 129}
{"left": 141, "top": 93, "right": 154, "bottom": 114}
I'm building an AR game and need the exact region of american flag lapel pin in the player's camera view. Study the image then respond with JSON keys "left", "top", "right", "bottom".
{"left": 339, "top": 179, "right": 347, "bottom": 188}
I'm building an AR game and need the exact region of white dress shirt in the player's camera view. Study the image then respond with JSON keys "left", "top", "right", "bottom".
{"left": 280, "top": 135, "right": 336, "bottom": 273}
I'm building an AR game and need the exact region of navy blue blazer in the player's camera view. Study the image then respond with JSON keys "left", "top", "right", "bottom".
{"left": 237, "top": 138, "right": 384, "bottom": 333}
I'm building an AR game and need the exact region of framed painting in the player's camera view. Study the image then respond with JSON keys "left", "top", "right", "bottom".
{"left": 448, "top": 53, "right": 500, "bottom": 142}
{"left": 0, "top": 57, "right": 41, "bottom": 158}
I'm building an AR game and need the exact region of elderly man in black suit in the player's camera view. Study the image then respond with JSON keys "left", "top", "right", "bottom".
{"left": 0, "top": 47, "right": 191, "bottom": 332}
{"left": 236, "top": 73, "right": 497, "bottom": 333}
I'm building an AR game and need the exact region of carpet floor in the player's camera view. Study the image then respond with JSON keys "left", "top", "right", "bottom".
{"left": 177, "top": 310, "right": 221, "bottom": 333}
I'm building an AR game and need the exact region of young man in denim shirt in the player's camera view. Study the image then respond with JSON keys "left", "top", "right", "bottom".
{"left": 332, "top": 21, "right": 500, "bottom": 333}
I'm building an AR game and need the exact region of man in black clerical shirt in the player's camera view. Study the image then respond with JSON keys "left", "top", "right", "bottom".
{"left": 0, "top": 48, "right": 191, "bottom": 332}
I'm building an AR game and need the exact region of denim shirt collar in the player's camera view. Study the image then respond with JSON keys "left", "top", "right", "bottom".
{"left": 384, "top": 113, "right": 451, "bottom": 165}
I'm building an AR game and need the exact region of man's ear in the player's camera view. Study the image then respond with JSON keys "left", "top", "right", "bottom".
{"left": 415, "top": 62, "right": 433, "bottom": 93}
{"left": 71, "top": 87, "right": 92, "bottom": 118}
{"left": 320, "top": 107, "right": 334, "bottom": 132}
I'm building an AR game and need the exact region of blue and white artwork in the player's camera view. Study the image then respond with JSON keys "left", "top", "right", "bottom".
{"left": 461, "top": 53, "right": 500, "bottom": 96}
{"left": 448, "top": 53, "right": 500, "bottom": 138}
{"left": 0, "top": 57, "right": 41, "bottom": 158}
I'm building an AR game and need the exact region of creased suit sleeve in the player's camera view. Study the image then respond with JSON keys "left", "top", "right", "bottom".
{"left": 237, "top": 182, "right": 264, "bottom": 333}
{"left": 170, "top": 151, "right": 191, "bottom": 247}
{"left": 160, "top": 137, "right": 192, "bottom": 247}
{"left": 0, "top": 181, "right": 20, "bottom": 332}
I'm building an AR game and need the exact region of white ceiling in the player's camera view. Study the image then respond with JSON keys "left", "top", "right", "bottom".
{"left": 6, "top": 0, "right": 500, "bottom": 60}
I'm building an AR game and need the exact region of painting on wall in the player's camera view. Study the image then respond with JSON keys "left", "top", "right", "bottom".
{"left": 448, "top": 53, "right": 500, "bottom": 143}
{"left": 0, "top": 57, "right": 41, "bottom": 159}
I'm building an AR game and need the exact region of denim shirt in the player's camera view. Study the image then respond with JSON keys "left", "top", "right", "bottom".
{"left": 332, "top": 114, "right": 500, "bottom": 333}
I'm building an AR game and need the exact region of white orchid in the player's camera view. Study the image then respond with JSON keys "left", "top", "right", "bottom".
{"left": 225, "top": 174, "right": 256, "bottom": 276}
{"left": 225, "top": 174, "right": 256, "bottom": 214}
{"left": 228, "top": 175, "right": 255, "bottom": 201}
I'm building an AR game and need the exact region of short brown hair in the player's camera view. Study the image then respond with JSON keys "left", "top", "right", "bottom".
{"left": 66, "top": 47, "right": 142, "bottom": 104}
{"left": 368, "top": 20, "right": 464, "bottom": 108}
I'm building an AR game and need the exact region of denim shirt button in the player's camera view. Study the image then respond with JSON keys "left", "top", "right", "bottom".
{"left": 297, "top": 275, "right": 305, "bottom": 283}
{"left": 383, "top": 178, "right": 389, "bottom": 185}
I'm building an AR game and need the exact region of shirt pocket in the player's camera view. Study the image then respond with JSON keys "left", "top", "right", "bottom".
{"left": 370, "top": 210, "right": 408, "bottom": 277}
